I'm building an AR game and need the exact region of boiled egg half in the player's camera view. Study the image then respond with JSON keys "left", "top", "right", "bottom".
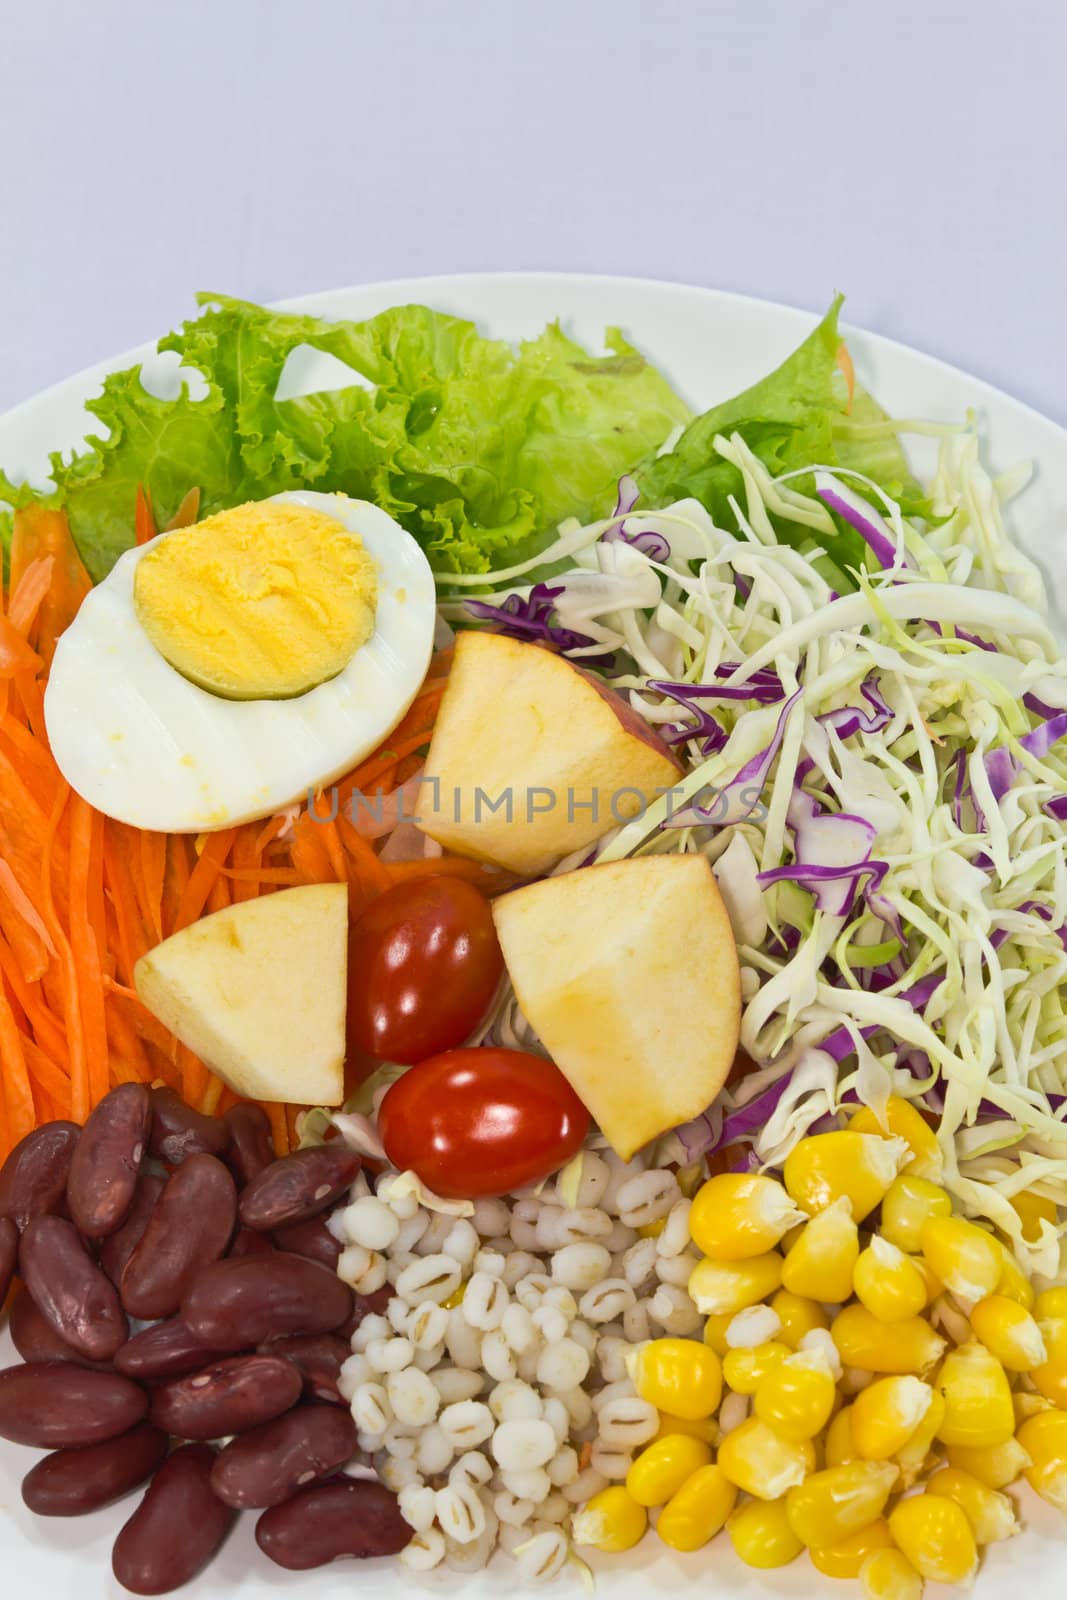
{"left": 45, "top": 491, "right": 436, "bottom": 831}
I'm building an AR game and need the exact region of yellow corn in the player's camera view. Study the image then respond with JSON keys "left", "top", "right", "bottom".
{"left": 859, "top": 1547, "right": 924, "bottom": 1600}
{"left": 831, "top": 1304, "right": 946, "bottom": 1375}
{"left": 626, "top": 1433, "right": 712, "bottom": 1507}
{"left": 924, "top": 1465, "right": 1020, "bottom": 1544}
{"left": 970, "top": 1294, "right": 1046, "bottom": 1371}
{"left": 783, "top": 1131, "right": 908, "bottom": 1221}
{"left": 627, "top": 1337, "right": 722, "bottom": 1421}
{"left": 848, "top": 1097, "right": 942, "bottom": 1182}
{"left": 810, "top": 1518, "right": 894, "bottom": 1579}
{"left": 781, "top": 1197, "right": 858, "bottom": 1303}
{"left": 780, "top": 1220, "right": 806, "bottom": 1255}
{"left": 894, "top": 1390, "right": 946, "bottom": 1485}
{"left": 825, "top": 1404, "right": 859, "bottom": 1467}
{"left": 727, "top": 1498, "right": 804, "bottom": 1568}
{"left": 785, "top": 1460, "right": 898, "bottom": 1548}
{"left": 853, "top": 1235, "right": 928, "bottom": 1323}
{"left": 638, "top": 1217, "right": 666, "bottom": 1239}
{"left": 945, "top": 1435, "right": 1032, "bottom": 1490}
{"left": 688, "top": 1252, "right": 783, "bottom": 1317}
{"left": 722, "top": 1340, "right": 790, "bottom": 1396}
{"left": 934, "top": 1340, "right": 1014, "bottom": 1449}
{"left": 571, "top": 1486, "right": 647, "bottom": 1553}
{"left": 920, "top": 1215, "right": 1001, "bottom": 1303}
{"left": 688, "top": 1173, "right": 804, "bottom": 1261}
{"left": 716, "top": 1416, "right": 815, "bottom": 1500}
{"left": 1018, "top": 1408, "right": 1067, "bottom": 1512}
{"left": 652, "top": 1411, "right": 720, "bottom": 1445}
{"left": 881, "top": 1175, "right": 952, "bottom": 1255}
{"left": 1011, "top": 1189, "right": 1057, "bottom": 1243}
{"left": 754, "top": 1351, "right": 837, "bottom": 1442}
{"left": 1013, "top": 1392, "right": 1053, "bottom": 1424}
{"left": 992, "top": 1237, "right": 1036, "bottom": 1309}
{"left": 888, "top": 1493, "right": 978, "bottom": 1587}
{"left": 851, "top": 1375, "right": 934, "bottom": 1460}
{"left": 1031, "top": 1315, "right": 1067, "bottom": 1407}
{"left": 915, "top": 1256, "right": 944, "bottom": 1308}
{"left": 771, "top": 1289, "right": 830, "bottom": 1348}
{"left": 702, "top": 1312, "right": 734, "bottom": 1356}
{"left": 1034, "top": 1286, "right": 1067, "bottom": 1321}
{"left": 654, "top": 1463, "right": 737, "bottom": 1551}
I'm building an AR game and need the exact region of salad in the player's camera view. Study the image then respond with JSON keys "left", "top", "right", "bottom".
{"left": 0, "top": 290, "right": 1066, "bottom": 1597}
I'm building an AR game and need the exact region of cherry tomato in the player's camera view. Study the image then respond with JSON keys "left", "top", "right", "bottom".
{"left": 346, "top": 878, "right": 503, "bottom": 1065}
{"left": 377, "top": 1048, "right": 590, "bottom": 1198}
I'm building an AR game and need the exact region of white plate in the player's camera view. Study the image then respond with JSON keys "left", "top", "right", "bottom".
{"left": 2, "top": 274, "right": 1067, "bottom": 1597}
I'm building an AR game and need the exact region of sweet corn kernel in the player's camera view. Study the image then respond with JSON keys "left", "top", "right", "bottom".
{"left": 655, "top": 1463, "right": 737, "bottom": 1551}
{"left": 921, "top": 1216, "right": 1001, "bottom": 1303}
{"left": 848, "top": 1097, "right": 942, "bottom": 1182}
{"left": 781, "top": 1197, "right": 858, "bottom": 1303}
{"left": 785, "top": 1460, "right": 898, "bottom": 1548}
{"left": 572, "top": 1486, "right": 647, "bottom": 1553}
{"left": 831, "top": 1304, "right": 946, "bottom": 1376}
{"left": 925, "top": 1465, "right": 1020, "bottom": 1543}
{"left": 653, "top": 1412, "right": 720, "bottom": 1445}
{"left": 970, "top": 1294, "right": 1046, "bottom": 1371}
{"left": 723, "top": 1340, "right": 790, "bottom": 1396}
{"left": 1011, "top": 1189, "right": 1057, "bottom": 1244}
{"left": 853, "top": 1235, "right": 928, "bottom": 1323}
{"left": 638, "top": 1218, "right": 666, "bottom": 1239}
{"left": 825, "top": 1404, "right": 859, "bottom": 1467}
{"left": 945, "top": 1436, "right": 1031, "bottom": 1490}
{"left": 688, "top": 1173, "right": 804, "bottom": 1261}
{"left": 727, "top": 1498, "right": 804, "bottom": 1568}
{"left": 1031, "top": 1315, "right": 1067, "bottom": 1407}
{"left": 888, "top": 1493, "right": 978, "bottom": 1587}
{"left": 934, "top": 1340, "right": 1015, "bottom": 1449}
{"left": 1013, "top": 1392, "right": 1053, "bottom": 1424}
{"left": 702, "top": 1313, "right": 734, "bottom": 1356}
{"left": 860, "top": 1547, "right": 924, "bottom": 1600}
{"left": 992, "top": 1237, "right": 1035, "bottom": 1309}
{"left": 851, "top": 1375, "right": 934, "bottom": 1460}
{"left": 726, "top": 1304, "right": 783, "bottom": 1348}
{"left": 881, "top": 1175, "right": 952, "bottom": 1255}
{"left": 894, "top": 1390, "right": 946, "bottom": 1484}
{"left": 754, "top": 1351, "right": 837, "bottom": 1442}
{"left": 915, "top": 1256, "right": 944, "bottom": 1308}
{"left": 784, "top": 1132, "right": 908, "bottom": 1222}
{"left": 627, "top": 1337, "right": 722, "bottom": 1421}
{"left": 626, "top": 1433, "right": 712, "bottom": 1507}
{"left": 772, "top": 1290, "right": 830, "bottom": 1348}
{"left": 810, "top": 1518, "right": 894, "bottom": 1579}
{"left": 780, "top": 1221, "right": 805, "bottom": 1255}
{"left": 1018, "top": 1408, "right": 1067, "bottom": 1512}
{"left": 688, "top": 1253, "right": 783, "bottom": 1317}
{"left": 1034, "top": 1287, "right": 1067, "bottom": 1321}
{"left": 717, "top": 1416, "right": 815, "bottom": 1500}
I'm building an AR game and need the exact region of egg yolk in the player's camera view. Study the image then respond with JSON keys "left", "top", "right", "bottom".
{"left": 133, "top": 501, "right": 378, "bottom": 700}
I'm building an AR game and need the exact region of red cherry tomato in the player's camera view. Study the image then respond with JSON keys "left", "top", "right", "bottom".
{"left": 346, "top": 878, "right": 504, "bottom": 1066}
{"left": 377, "top": 1048, "right": 591, "bottom": 1199}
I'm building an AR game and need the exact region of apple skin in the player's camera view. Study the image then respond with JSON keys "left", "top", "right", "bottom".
{"left": 417, "top": 631, "right": 684, "bottom": 877}
{"left": 492, "top": 853, "right": 741, "bottom": 1159}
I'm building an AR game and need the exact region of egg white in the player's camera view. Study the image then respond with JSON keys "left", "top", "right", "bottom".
{"left": 44, "top": 492, "right": 437, "bottom": 831}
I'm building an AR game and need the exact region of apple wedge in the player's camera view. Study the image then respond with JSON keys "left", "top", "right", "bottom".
{"left": 416, "top": 631, "right": 682, "bottom": 876}
{"left": 134, "top": 883, "right": 348, "bottom": 1106}
{"left": 492, "top": 855, "right": 740, "bottom": 1159}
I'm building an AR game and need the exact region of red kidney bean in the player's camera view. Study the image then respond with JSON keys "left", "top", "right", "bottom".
{"left": 336, "top": 1283, "right": 393, "bottom": 1342}
{"left": 19, "top": 1216, "right": 128, "bottom": 1361}
{"left": 0, "top": 1214, "right": 16, "bottom": 1304}
{"left": 223, "top": 1102, "right": 275, "bottom": 1187}
{"left": 67, "top": 1084, "right": 152, "bottom": 1239}
{"left": 272, "top": 1214, "right": 341, "bottom": 1268}
{"left": 183, "top": 1254, "right": 353, "bottom": 1347}
{"left": 8, "top": 1289, "right": 116, "bottom": 1371}
{"left": 260, "top": 1333, "right": 350, "bottom": 1405}
{"left": 150, "top": 1353, "right": 302, "bottom": 1440}
{"left": 0, "top": 1361, "right": 147, "bottom": 1447}
{"left": 229, "top": 1226, "right": 275, "bottom": 1259}
{"left": 238, "top": 1146, "right": 361, "bottom": 1231}
{"left": 112, "top": 1443, "right": 236, "bottom": 1595}
{"left": 0, "top": 1121, "right": 80, "bottom": 1230}
{"left": 22, "top": 1421, "right": 169, "bottom": 1516}
{"left": 148, "top": 1086, "right": 230, "bottom": 1167}
{"left": 98, "top": 1174, "right": 165, "bottom": 1287}
{"left": 114, "top": 1316, "right": 233, "bottom": 1383}
{"left": 210, "top": 1404, "right": 357, "bottom": 1508}
{"left": 256, "top": 1477, "right": 410, "bottom": 1568}
{"left": 120, "top": 1154, "right": 236, "bottom": 1320}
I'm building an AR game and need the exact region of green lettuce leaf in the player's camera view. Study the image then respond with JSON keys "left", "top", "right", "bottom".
{"left": 1, "top": 295, "right": 690, "bottom": 582}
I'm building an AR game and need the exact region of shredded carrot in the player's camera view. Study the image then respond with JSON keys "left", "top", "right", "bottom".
{"left": 10, "top": 507, "right": 91, "bottom": 665}
{"left": 138, "top": 830, "right": 167, "bottom": 943}
{"left": 0, "top": 980, "right": 35, "bottom": 1145}
{"left": 165, "top": 488, "right": 201, "bottom": 531}
{"left": 836, "top": 342, "right": 856, "bottom": 414}
{"left": 68, "top": 795, "right": 110, "bottom": 1105}
{"left": 134, "top": 486, "right": 157, "bottom": 546}
{"left": 266, "top": 1102, "right": 290, "bottom": 1157}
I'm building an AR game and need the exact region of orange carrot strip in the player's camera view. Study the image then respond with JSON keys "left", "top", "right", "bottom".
{"left": 103, "top": 824, "right": 152, "bottom": 985}
{"left": 22, "top": 1035, "right": 72, "bottom": 1120}
{"left": 0, "top": 858, "right": 57, "bottom": 959}
{"left": 0, "top": 892, "right": 51, "bottom": 985}
{"left": 0, "top": 981, "right": 36, "bottom": 1148}
{"left": 10, "top": 506, "right": 91, "bottom": 664}
{"left": 161, "top": 834, "right": 192, "bottom": 934}
{"left": 336, "top": 815, "right": 392, "bottom": 896}
{"left": 37, "top": 782, "right": 89, "bottom": 1120}
{"left": 285, "top": 1104, "right": 303, "bottom": 1148}
{"left": 218, "top": 865, "right": 303, "bottom": 886}
{"left": 0, "top": 939, "right": 69, "bottom": 1066}
{"left": 104, "top": 979, "right": 179, "bottom": 1066}
{"left": 7, "top": 555, "right": 56, "bottom": 638}
{"left": 205, "top": 875, "right": 230, "bottom": 914}
{"left": 104, "top": 998, "right": 153, "bottom": 1085}
{"left": 0, "top": 615, "right": 42, "bottom": 678}
{"left": 139, "top": 831, "right": 167, "bottom": 942}
{"left": 266, "top": 1102, "right": 290, "bottom": 1157}
{"left": 172, "top": 829, "right": 236, "bottom": 931}
{"left": 134, "top": 486, "right": 157, "bottom": 546}
{"left": 69, "top": 795, "right": 111, "bottom": 1105}
{"left": 198, "top": 1077, "right": 225, "bottom": 1117}
{"left": 180, "top": 1043, "right": 209, "bottom": 1106}
{"left": 836, "top": 342, "right": 856, "bottom": 413}
{"left": 164, "top": 488, "right": 201, "bottom": 531}
{"left": 289, "top": 815, "right": 335, "bottom": 885}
